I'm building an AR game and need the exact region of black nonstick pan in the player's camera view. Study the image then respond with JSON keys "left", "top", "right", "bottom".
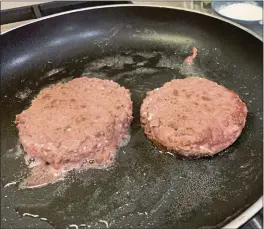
{"left": 1, "top": 5, "right": 263, "bottom": 229}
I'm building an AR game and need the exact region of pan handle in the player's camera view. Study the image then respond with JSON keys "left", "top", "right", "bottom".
{"left": 38, "top": 1, "right": 131, "bottom": 17}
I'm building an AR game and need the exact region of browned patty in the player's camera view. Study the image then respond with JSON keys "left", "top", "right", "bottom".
{"left": 16, "top": 77, "right": 133, "bottom": 169}
{"left": 140, "top": 77, "right": 247, "bottom": 157}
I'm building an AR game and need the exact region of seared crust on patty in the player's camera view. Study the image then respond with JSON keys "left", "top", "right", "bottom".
{"left": 140, "top": 77, "right": 247, "bottom": 157}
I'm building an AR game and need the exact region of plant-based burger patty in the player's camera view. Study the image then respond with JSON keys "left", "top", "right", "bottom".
{"left": 16, "top": 77, "right": 133, "bottom": 169}
{"left": 140, "top": 77, "right": 247, "bottom": 157}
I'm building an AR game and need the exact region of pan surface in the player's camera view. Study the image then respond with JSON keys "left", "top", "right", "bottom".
{"left": 1, "top": 5, "right": 263, "bottom": 229}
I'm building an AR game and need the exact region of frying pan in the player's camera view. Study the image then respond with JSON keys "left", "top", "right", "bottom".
{"left": 1, "top": 5, "right": 263, "bottom": 229}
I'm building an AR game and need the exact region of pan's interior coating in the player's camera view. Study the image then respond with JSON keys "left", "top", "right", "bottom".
{"left": 1, "top": 6, "right": 263, "bottom": 229}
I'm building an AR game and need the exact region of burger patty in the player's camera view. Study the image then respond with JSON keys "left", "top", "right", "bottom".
{"left": 140, "top": 77, "right": 247, "bottom": 157}
{"left": 16, "top": 77, "right": 133, "bottom": 169}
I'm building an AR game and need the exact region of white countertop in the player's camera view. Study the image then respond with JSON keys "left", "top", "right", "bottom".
{"left": 1, "top": 1, "right": 46, "bottom": 10}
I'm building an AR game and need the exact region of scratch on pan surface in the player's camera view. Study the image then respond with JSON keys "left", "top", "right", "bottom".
{"left": 4, "top": 181, "right": 17, "bottom": 187}
{"left": 40, "top": 217, "right": 47, "bottom": 221}
{"left": 98, "top": 219, "right": 109, "bottom": 228}
{"left": 68, "top": 224, "right": 79, "bottom": 229}
{"left": 165, "top": 151, "right": 175, "bottom": 157}
{"left": 107, "top": 24, "right": 124, "bottom": 38}
{"left": 158, "top": 150, "right": 175, "bottom": 157}
{"left": 22, "top": 213, "right": 39, "bottom": 218}
{"left": 43, "top": 68, "right": 64, "bottom": 78}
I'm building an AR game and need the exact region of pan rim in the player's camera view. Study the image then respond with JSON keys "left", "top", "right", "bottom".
{"left": 1, "top": 3, "right": 262, "bottom": 42}
{"left": 1, "top": 4, "right": 262, "bottom": 229}
{"left": 222, "top": 197, "right": 263, "bottom": 229}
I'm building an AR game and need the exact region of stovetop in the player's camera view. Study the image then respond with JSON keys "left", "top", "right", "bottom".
{"left": 1, "top": 1, "right": 263, "bottom": 229}
{"left": 242, "top": 209, "right": 263, "bottom": 229}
